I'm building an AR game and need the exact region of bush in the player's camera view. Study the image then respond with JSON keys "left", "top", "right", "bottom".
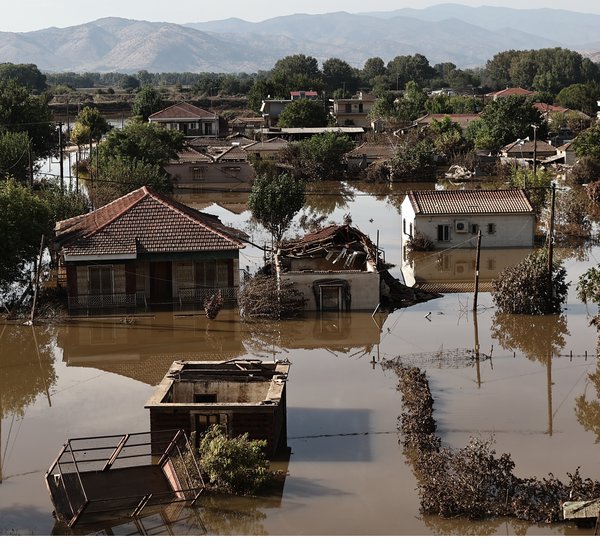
{"left": 492, "top": 250, "right": 568, "bottom": 315}
{"left": 406, "top": 232, "right": 434, "bottom": 252}
{"left": 238, "top": 274, "right": 306, "bottom": 319}
{"left": 198, "top": 425, "right": 276, "bottom": 495}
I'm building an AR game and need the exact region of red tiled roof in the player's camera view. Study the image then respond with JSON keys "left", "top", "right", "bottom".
{"left": 534, "top": 102, "right": 568, "bottom": 113}
{"left": 55, "top": 186, "right": 247, "bottom": 258}
{"left": 148, "top": 101, "right": 217, "bottom": 121}
{"left": 486, "top": 87, "right": 535, "bottom": 98}
{"left": 406, "top": 189, "right": 534, "bottom": 215}
{"left": 502, "top": 139, "right": 556, "bottom": 154}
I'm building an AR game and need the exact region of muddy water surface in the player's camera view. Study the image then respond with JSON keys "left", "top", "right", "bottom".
{"left": 1, "top": 182, "right": 599, "bottom": 536}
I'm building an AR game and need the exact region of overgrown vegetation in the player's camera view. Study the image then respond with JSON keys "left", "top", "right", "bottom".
{"left": 238, "top": 274, "right": 306, "bottom": 320}
{"left": 197, "top": 425, "right": 278, "bottom": 495}
{"left": 384, "top": 360, "right": 600, "bottom": 523}
{"left": 492, "top": 250, "right": 568, "bottom": 315}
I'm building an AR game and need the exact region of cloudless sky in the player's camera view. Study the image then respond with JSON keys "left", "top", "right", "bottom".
{"left": 2, "top": 0, "right": 600, "bottom": 32}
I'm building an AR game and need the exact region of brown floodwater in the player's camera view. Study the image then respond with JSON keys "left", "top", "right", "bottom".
{"left": 1, "top": 182, "right": 599, "bottom": 536}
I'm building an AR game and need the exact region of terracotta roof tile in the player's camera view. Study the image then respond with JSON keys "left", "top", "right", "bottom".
{"left": 55, "top": 186, "right": 247, "bottom": 258}
{"left": 149, "top": 101, "right": 217, "bottom": 121}
{"left": 407, "top": 189, "right": 534, "bottom": 215}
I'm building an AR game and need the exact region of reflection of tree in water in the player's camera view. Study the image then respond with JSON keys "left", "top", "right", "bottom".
{"left": 422, "top": 514, "right": 532, "bottom": 536}
{"left": 490, "top": 313, "right": 569, "bottom": 365}
{"left": 575, "top": 369, "right": 600, "bottom": 443}
{"left": 303, "top": 181, "right": 355, "bottom": 216}
{"left": 197, "top": 495, "right": 270, "bottom": 536}
{"left": 0, "top": 323, "right": 57, "bottom": 418}
{"left": 553, "top": 241, "right": 593, "bottom": 264}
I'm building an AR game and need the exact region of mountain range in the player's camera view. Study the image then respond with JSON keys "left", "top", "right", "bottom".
{"left": 0, "top": 4, "right": 598, "bottom": 74}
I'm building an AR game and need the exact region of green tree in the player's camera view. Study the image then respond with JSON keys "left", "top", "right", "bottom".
{"left": 0, "top": 130, "right": 31, "bottom": 181}
{"left": 278, "top": 98, "right": 328, "bottom": 128}
{"left": 322, "top": 58, "right": 359, "bottom": 97}
{"left": 120, "top": 74, "right": 140, "bottom": 91}
{"left": 572, "top": 123, "right": 600, "bottom": 160}
{"left": 390, "top": 133, "right": 435, "bottom": 180}
{"left": 249, "top": 173, "right": 305, "bottom": 245}
{"left": 197, "top": 425, "right": 276, "bottom": 495}
{"left": 556, "top": 83, "right": 600, "bottom": 117}
{"left": 577, "top": 266, "right": 600, "bottom": 306}
{"left": 466, "top": 95, "right": 544, "bottom": 152}
{"left": 0, "top": 80, "right": 56, "bottom": 160}
{"left": 271, "top": 54, "right": 323, "bottom": 93}
{"left": 428, "top": 117, "right": 468, "bottom": 160}
{"left": 492, "top": 250, "right": 568, "bottom": 315}
{"left": 0, "top": 180, "right": 51, "bottom": 291}
{"left": 76, "top": 106, "right": 111, "bottom": 143}
{"left": 0, "top": 63, "right": 46, "bottom": 92}
{"left": 131, "top": 85, "right": 163, "bottom": 121}
{"left": 387, "top": 54, "right": 434, "bottom": 90}
{"left": 361, "top": 57, "right": 387, "bottom": 88}
{"left": 98, "top": 121, "right": 184, "bottom": 166}
{"left": 394, "top": 81, "right": 428, "bottom": 123}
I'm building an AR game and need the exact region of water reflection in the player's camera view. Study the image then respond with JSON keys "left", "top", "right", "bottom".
{"left": 575, "top": 364, "right": 600, "bottom": 443}
{"left": 402, "top": 247, "right": 533, "bottom": 292}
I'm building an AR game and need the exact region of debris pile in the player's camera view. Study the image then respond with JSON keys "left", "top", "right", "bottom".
{"left": 384, "top": 359, "right": 600, "bottom": 524}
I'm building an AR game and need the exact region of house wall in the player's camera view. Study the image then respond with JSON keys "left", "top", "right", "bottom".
{"left": 165, "top": 162, "right": 254, "bottom": 190}
{"left": 282, "top": 271, "right": 380, "bottom": 310}
{"left": 401, "top": 210, "right": 536, "bottom": 249}
{"left": 171, "top": 381, "right": 271, "bottom": 403}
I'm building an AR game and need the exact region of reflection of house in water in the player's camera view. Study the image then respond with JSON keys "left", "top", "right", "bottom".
{"left": 145, "top": 359, "right": 291, "bottom": 459}
{"left": 56, "top": 311, "right": 247, "bottom": 386}
{"left": 402, "top": 247, "right": 533, "bottom": 293}
{"left": 276, "top": 224, "right": 382, "bottom": 311}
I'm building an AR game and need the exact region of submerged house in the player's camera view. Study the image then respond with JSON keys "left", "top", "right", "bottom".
{"left": 148, "top": 102, "right": 222, "bottom": 139}
{"left": 275, "top": 224, "right": 381, "bottom": 311}
{"left": 145, "top": 359, "right": 291, "bottom": 459}
{"left": 53, "top": 186, "right": 247, "bottom": 311}
{"left": 401, "top": 189, "right": 535, "bottom": 250}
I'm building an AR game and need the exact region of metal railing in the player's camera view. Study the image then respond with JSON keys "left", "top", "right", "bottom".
{"left": 178, "top": 286, "right": 238, "bottom": 306}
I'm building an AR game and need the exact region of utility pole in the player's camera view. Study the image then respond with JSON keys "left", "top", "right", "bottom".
{"left": 547, "top": 181, "right": 556, "bottom": 301}
{"left": 531, "top": 123, "right": 539, "bottom": 175}
{"left": 58, "top": 122, "right": 64, "bottom": 193}
{"left": 473, "top": 229, "right": 482, "bottom": 312}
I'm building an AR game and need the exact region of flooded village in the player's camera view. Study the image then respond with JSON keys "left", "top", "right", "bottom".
{"left": 2, "top": 179, "right": 600, "bottom": 536}
{"left": 2, "top": 30, "right": 600, "bottom": 538}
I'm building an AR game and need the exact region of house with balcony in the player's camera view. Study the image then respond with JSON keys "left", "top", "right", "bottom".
{"left": 148, "top": 102, "right": 221, "bottom": 139}
{"left": 331, "top": 92, "right": 376, "bottom": 128}
{"left": 401, "top": 189, "right": 535, "bottom": 250}
{"left": 53, "top": 186, "right": 247, "bottom": 311}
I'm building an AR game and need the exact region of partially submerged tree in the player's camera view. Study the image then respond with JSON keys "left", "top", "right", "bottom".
{"left": 238, "top": 274, "right": 306, "bottom": 319}
{"left": 248, "top": 173, "right": 305, "bottom": 246}
{"left": 492, "top": 250, "right": 568, "bottom": 315}
{"left": 197, "top": 425, "right": 278, "bottom": 495}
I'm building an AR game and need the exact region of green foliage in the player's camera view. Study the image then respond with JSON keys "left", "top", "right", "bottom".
{"left": 281, "top": 132, "right": 353, "bottom": 181}
{"left": 76, "top": 106, "right": 111, "bottom": 141}
{"left": 390, "top": 133, "right": 435, "bottom": 180}
{"left": 322, "top": 58, "right": 359, "bottom": 96}
{"left": 556, "top": 83, "right": 600, "bottom": 116}
{"left": 0, "top": 130, "right": 31, "bottom": 181}
{"left": 120, "top": 74, "right": 140, "bottom": 91}
{"left": 88, "top": 156, "right": 170, "bottom": 207}
{"left": 0, "top": 63, "right": 46, "bottom": 92}
{"left": 572, "top": 124, "right": 600, "bottom": 160}
{"left": 428, "top": 116, "right": 469, "bottom": 160}
{"left": 278, "top": 98, "right": 327, "bottom": 128}
{"left": 98, "top": 121, "right": 184, "bottom": 166}
{"left": 466, "top": 96, "right": 545, "bottom": 152}
{"left": 394, "top": 81, "right": 428, "bottom": 123}
{"left": 131, "top": 85, "right": 163, "bottom": 121}
{"left": 387, "top": 54, "right": 435, "bottom": 89}
{"left": 361, "top": 57, "right": 387, "bottom": 87}
{"left": 198, "top": 425, "right": 276, "bottom": 495}
{"left": 249, "top": 173, "right": 305, "bottom": 244}
{"left": 0, "top": 180, "right": 51, "bottom": 291}
{"left": 271, "top": 54, "right": 324, "bottom": 93}
{"left": 505, "top": 166, "right": 552, "bottom": 215}
{"left": 0, "top": 80, "right": 56, "bottom": 160}
{"left": 492, "top": 250, "right": 568, "bottom": 315}
{"left": 576, "top": 266, "right": 600, "bottom": 306}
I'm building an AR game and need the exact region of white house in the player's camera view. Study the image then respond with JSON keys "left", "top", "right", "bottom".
{"left": 401, "top": 189, "right": 536, "bottom": 250}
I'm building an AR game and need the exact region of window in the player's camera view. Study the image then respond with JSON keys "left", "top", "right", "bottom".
{"left": 409, "top": 222, "right": 413, "bottom": 237}
{"left": 403, "top": 219, "right": 406, "bottom": 234}
{"left": 195, "top": 260, "right": 228, "bottom": 287}
{"left": 204, "top": 122, "right": 213, "bottom": 135}
{"left": 358, "top": 103, "right": 363, "bottom": 113}
{"left": 194, "top": 393, "right": 217, "bottom": 403}
{"left": 487, "top": 223, "right": 496, "bottom": 234}
{"left": 345, "top": 103, "right": 352, "bottom": 113}
{"left": 89, "top": 266, "right": 113, "bottom": 295}
{"left": 471, "top": 223, "right": 479, "bottom": 235}
{"left": 191, "top": 166, "right": 206, "bottom": 181}
{"left": 437, "top": 225, "right": 450, "bottom": 242}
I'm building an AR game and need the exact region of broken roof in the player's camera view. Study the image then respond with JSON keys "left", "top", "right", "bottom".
{"left": 55, "top": 186, "right": 247, "bottom": 259}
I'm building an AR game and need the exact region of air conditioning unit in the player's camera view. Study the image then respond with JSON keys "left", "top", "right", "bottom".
{"left": 455, "top": 262, "right": 469, "bottom": 275}
{"left": 455, "top": 220, "right": 468, "bottom": 233}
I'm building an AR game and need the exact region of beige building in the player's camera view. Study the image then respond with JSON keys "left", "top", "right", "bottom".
{"left": 331, "top": 91, "right": 376, "bottom": 128}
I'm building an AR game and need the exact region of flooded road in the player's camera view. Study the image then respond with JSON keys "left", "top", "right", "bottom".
{"left": 1, "top": 182, "right": 600, "bottom": 536}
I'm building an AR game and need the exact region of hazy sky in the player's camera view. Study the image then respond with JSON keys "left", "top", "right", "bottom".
{"left": 3, "top": 0, "right": 600, "bottom": 32}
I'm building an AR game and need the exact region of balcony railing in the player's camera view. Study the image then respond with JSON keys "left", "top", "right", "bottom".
{"left": 178, "top": 287, "right": 238, "bottom": 306}
{"left": 68, "top": 291, "right": 146, "bottom": 309}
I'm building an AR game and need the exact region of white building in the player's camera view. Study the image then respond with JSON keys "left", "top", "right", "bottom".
{"left": 401, "top": 189, "right": 536, "bottom": 250}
